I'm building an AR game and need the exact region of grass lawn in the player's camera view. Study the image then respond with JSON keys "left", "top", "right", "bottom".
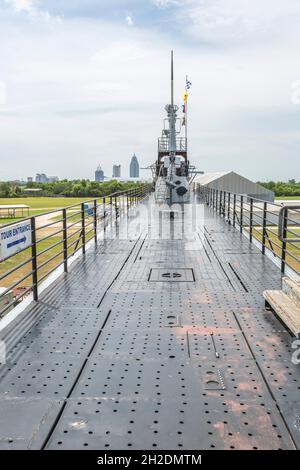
{"left": 0, "top": 196, "right": 95, "bottom": 210}
{"left": 247, "top": 225, "right": 300, "bottom": 273}
{"left": 0, "top": 197, "right": 100, "bottom": 289}
{"left": 0, "top": 197, "right": 101, "bottom": 227}
{"left": 275, "top": 196, "right": 300, "bottom": 200}
{"left": 0, "top": 226, "right": 95, "bottom": 289}
{"left": 0, "top": 196, "right": 131, "bottom": 227}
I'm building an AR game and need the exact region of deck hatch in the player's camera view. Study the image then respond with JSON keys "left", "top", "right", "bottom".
{"left": 148, "top": 268, "right": 195, "bottom": 282}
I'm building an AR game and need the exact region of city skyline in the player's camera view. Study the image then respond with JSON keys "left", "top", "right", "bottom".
{"left": 14, "top": 155, "right": 142, "bottom": 183}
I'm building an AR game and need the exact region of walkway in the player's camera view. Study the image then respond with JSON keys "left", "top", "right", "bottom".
{"left": 0, "top": 199, "right": 299, "bottom": 450}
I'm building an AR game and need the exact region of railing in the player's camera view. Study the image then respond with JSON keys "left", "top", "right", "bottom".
{"left": 158, "top": 137, "right": 187, "bottom": 153}
{"left": 200, "top": 186, "right": 300, "bottom": 277}
{"left": 0, "top": 184, "right": 152, "bottom": 317}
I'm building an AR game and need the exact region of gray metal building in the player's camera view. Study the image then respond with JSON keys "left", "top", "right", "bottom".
{"left": 95, "top": 165, "right": 104, "bottom": 182}
{"left": 193, "top": 171, "right": 275, "bottom": 202}
{"left": 112, "top": 165, "right": 121, "bottom": 178}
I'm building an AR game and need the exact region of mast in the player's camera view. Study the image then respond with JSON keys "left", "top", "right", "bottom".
{"left": 171, "top": 50, "right": 174, "bottom": 108}
{"left": 169, "top": 50, "right": 177, "bottom": 154}
{"left": 185, "top": 74, "right": 188, "bottom": 157}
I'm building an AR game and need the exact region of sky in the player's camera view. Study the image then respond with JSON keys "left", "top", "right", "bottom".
{"left": 0, "top": 0, "right": 300, "bottom": 181}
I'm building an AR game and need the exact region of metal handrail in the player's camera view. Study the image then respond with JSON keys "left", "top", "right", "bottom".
{"left": 278, "top": 206, "right": 300, "bottom": 242}
{"left": 158, "top": 136, "right": 187, "bottom": 152}
{"left": 0, "top": 183, "right": 153, "bottom": 317}
{"left": 201, "top": 186, "right": 300, "bottom": 276}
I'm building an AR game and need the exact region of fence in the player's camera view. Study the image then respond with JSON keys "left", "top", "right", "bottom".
{"left": 200, "top": 186, "right": 300, "bottom": 277}
{"left": 0, "top": 184, "right": 152, "bottom": 317}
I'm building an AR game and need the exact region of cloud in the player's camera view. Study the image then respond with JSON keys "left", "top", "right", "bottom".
{"left": 0, "top": 1, "right": 300, "bottom": 181}
{"left": 171, "top": 0, "right": 300, "bottom": 44}
{"left": 153, "top": 0, "right": 178, "bottom": 8}
{"left": 125, "top": 15, "right": 133, "bottom": 26}
{"left": 4, "top": 0, "right": 60, "bottom": 21}
{"left": 5, "top": 0, "right": 35, "bottom": 14}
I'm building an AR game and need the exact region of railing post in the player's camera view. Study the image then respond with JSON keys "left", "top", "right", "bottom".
{"left": 81, "top": 203, "right": 86, "bottom": 254}
{"left": 62, "top": 208, "right": 68, "bottom": 273}
{"left": 102, "top": 197, "right": 106, "bottom": 232}
{"left": 233, "top": 194, "right": 236, "bottom": 227}
{"left": 262, "top": 201, "right": 267, "bottom": 254}
{"left": 223, "top": 191, "right": 226, "bottom": 217}
{"left": 94, "top": 200, "right": 97, "bottom": 245}
{"left": 31, "top": 217, "right": 38, "bottom": 301}
{"left": 219, "top": 190, "right": 222, "bottom": 216}
{"left": 115, "top": 194, "right": 118, "bottom": 219}
{"left": 227, "top": 192, "right": 230, "bottom": 221}
{"left": 281, "top": 207, "right": 288, "bottom": 273}
{"left": 240, "top": 195, "right": 244, "bottom": 233}
{"left": 110, "top": 195, "right": 113, "bottom": 224}
{"left": 249, "top": 198, "right": 253, "bottom": 243}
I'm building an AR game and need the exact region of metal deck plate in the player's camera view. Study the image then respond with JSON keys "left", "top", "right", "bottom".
{"left": 188, "top": 330, "right": 253, "bottom": 361}
{"left": 45, "top": 397, "right": 295, "bottom": 450}
{"left": 246, "top": 332, "right": 294, "bottom": 362}
{"left": 192, "top": 359, "right": 272, "bottom": 401}
{"left": 71, "top": 357, "right": 200, "bottom": 400}
{"left": 257, "top": 359, "right": 300, "bottom": 402}
{"left": 0, "top": 356, "right": 84, "bottom": 398}
{"left": 235, "top": 308, "right": 288, "bottom": 334}
{"left": 277, "top": 402, "right": 300, "bottom": 448}
{"left": 92, "top": 329, "right": 188, "bottom": 360}
{"left": 33, "top": 307, "right": 106, "bottom": 331}
{"left": 0, "top": 398, "right": 63, "bottom": 450}
{"left": 7, "top": 327, "right": 99, "bottom": 361}
{"left": 0, "top": 200, "right": 298, "bottom": 450}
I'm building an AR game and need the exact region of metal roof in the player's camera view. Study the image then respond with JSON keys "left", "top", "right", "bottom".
{"left": 194, "top": 171, "right": 231, "bottom": 185}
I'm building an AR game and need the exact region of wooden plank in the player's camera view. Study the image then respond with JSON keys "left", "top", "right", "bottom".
{"left": 282, "top": 277, "right": 300, "bottom": 308}
{"left": 264, "top": 289, "right": 300, "bottom": 337}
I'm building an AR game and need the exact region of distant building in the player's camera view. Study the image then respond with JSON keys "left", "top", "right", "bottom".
{"left": 193, "top": 171, "right": 275, "bottom": 202}
{"left": 35, "top": 173, "right": 48, "bottom": 183}
{"left": 35, "top": 174, "right": 59, "bottom": 183}
{"left": 23, "top": 188, "right": 43, "bottom": 193}
{"left": 112, "top": 165, "right": 121, "bottom": 178}
{"left": 95, "top": 165, "right": 104, "bottom": 182}
{"left": 27, "top": 177, "right": 33, "bottom": 183}
{"left": 130, "top": 154, "right": 139, "bottom": 178}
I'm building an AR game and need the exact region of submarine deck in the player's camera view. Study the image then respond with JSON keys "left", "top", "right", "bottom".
{"left": 0, "top": 197, "right": 299, "bottom": 450}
